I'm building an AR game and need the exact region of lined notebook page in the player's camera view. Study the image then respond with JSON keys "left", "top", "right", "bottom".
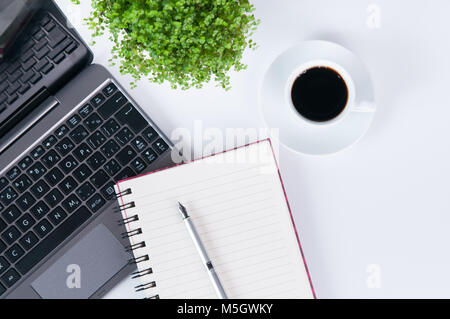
{"left": 116, "top": 140, "right": 314, "bottom": 299}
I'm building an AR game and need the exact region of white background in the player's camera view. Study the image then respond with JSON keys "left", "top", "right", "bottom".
{"left": 56, "top": 0, "right": 450, "bottom": 298}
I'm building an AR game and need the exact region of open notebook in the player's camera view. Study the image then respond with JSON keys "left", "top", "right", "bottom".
{"left": 115, "top": 140, "right": 315, "bottom": 299}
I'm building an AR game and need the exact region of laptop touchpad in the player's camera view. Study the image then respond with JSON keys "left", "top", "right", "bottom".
{"left": 31, "top": 224, "right": 130, "bottom": 299}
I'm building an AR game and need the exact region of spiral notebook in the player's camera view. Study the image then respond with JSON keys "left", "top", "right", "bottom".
{"left": 115, "top": 139, "right": 315, "bottom": 299}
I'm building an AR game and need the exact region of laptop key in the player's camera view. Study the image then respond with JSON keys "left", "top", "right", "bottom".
{"left": 6, "top": 94, "right": 19, "bottom": 105}
{"left": 131, "top": 137, "right": 148, "bottom": 152}
{"left": 88, "top": 131, "right": 107, "bottom": 149}
{"left": 0, "top": 219, "right": 5, "bottom": 232}
{"left": 44, "top": 21, "right": 55, "bottom": 32}
{"left": 48, "top": 38, "right": 72, "bottom": 60}
{"left": 13, "top": 174, "right": 32, "bottom": 193}
{"left": 102, "top": 83, "right": 117, "bottom": 97}
{"left": 84, "top": 113, "right": 103, "bottom": 132}
{"left": 104, "top": 159, "right": 121, "bottom": 176}
{"left": 101, "top": 119, "right": 120, "bottom": 137}
{"left": 0, "top": 187, "right": 18, "bottom": 206}
{"left": 22, "top": 59, "right": 36, "bottom": 72}
{"left": 144, "top": 138, "right": 164, "bottom": 159}
{"left": 79, "top": 104, "right": 93, "bottom": 118}
{"left": 44, "top": 189, "right": 64, "bottom": 207}
{"left": 86, "top": 194, "right": 106, "bottom": 213}
{"left": 101, "top": 140, "right": 120, "bottom": 157}
{"left": 86, "top": 152, "right": 105, "bottom": 171}
{"left": 2, "top": 205, "right": 21, "bottom": 224}
{"left": 48, "top": 27, "right": 66, "bottom": 47}
{"left": 58, "top": 176, "right": 78, "bottom": 195}
{"left": 73, "top": 164, "right": 92, "bottom": 183}
{"left": 101, "top": 181, "right": 116, "bottom": 200}
{"left": 6, "top": 166, "right": 20, "bottom": 181}
{"left": 73, "top": 143, "right": 92, "bottom": 162}
{"left": 69, "top": 125, "right": 89, "bottom": 143}
{"left": 59, "top": 155, "right": 78, "bottom": 174}
{"left": 76, "top": 182, "right": 95, "bottom": 201}
{"left": 1, "top": 268, "right": 21, "bottom": 288}
{"left": 62, "top": 194, "right": 81, "bottom": 213}
{"left": 33, "top": 219, "right": 53, "bottom": 238}
{"left": 153, "top": 138, "right": 170, "bottom": 154}
{"left": 116, "top": 146, "right": 137, "bottom": 166}
{"left": 31, "top": 145, "right": 45, "bottom": 159}
{"left": 18, "top": 84, "right": 31, "bottom": 95}
{"left": 114, "top": 167, "right": 135, "bottom": 182}
{"left": 0, "top": 178, "right": 7, "bottom": 191}
{"left": 65, "top": 43, "right": 77, "bottom": 54}
{"left": 98, "top": 91, "right": 127, "bottom": 119}
{"left": 35, "top": 46, "right": 50, "bottom": 60}
{"left": 30, "top": 201, "right": 50, "bottom": 220}
{"left": 142, "top": 148, "right": 158, "bottom": 164}
{"left": 91, "top": 93, "right": 105, "bottom": 107}
{"left": 5, "top": 244, "right": 25, "bottom": 263}
{"left": 17, "top": 192, "right": 36, "bottom": 211}
{"left": 67, "top": 114, "right": 81, "bottom": 128}
{"left": 115, "top": 104, "right": 148, "bottom": 133}
{"left": 48, "top": 207, "right": 67, "bottom": 226}
{"left": 43, "top": 135, "right": 57, "bottom": 149}
{"left": 18, "top": 157, "right": 33, "bottom": 170}
{"left": 54, "top": 124, "right": 69, "bottom": 138}
{"left": 53, "top": 53, "right": 65, "bottom": 64}
{"left": 44, "top": 167, "right": 64, "bottom": 186}
{"left": 90, "top": 170, "right": 109, "bottom": 188}
{"left": 27, "top": 162, "right": 47, "bottom": 181}
{"left": 34, "top": 58, "right": 49, "bottom": 72}
{"left": 131, "top": 157, "right": 147, "bottom": 173}
{"left": 29, "top": 73, "right": 42, "bottom": 84}
{"left": 115, "top": 127, "right": 134, "bottom": 145}
{"left": 41, "top": 63, "right": 54, "bottom": 75}
{"left": 16, "top": 207, "right": 92, "bottom": 275}
{"left": 0, "top": 256, "right": 10, "bottom": 275}
{"left": 2, "top": 226, "right": 21, "bottom": 245}
{"left": 55, "top": 137, "right": 74, "bottom": 156}
{"left": 42, "top": 150, "right": 61, "bottom": 168}
{"left": 16, "top": 213, "right": 36, "bottom": 232}
{"left": 19, "top": 232, "right": 39, "bottom": 251}
{"left": 0, "top": 239, "right": 5, "bottom": 253}
{"left": 0, "top": 283, "right": 5, "bottom": 296}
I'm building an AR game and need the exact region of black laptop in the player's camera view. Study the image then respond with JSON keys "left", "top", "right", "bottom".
{"left": 0, "top": 1, "right": 175, "bottom": 298}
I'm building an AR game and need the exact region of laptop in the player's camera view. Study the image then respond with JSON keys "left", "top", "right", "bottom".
{"left": 0, "top": 1, "right": 175, "bottom": 298}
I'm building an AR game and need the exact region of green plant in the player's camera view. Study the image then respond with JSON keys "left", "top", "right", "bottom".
{"left": 71, "top": 0, "right": 259, "bottom": 89}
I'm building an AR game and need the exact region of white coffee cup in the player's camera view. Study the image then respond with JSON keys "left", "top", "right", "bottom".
{"left": 260, "top": 41, "right": 376, "bottom": 155}
{"left": 285, "top": 59, "right": 376, "bottom": 128}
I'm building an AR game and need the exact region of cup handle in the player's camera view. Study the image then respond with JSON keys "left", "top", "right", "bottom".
{"left": 351, "top": 101, "right": 376, "bottom": 113}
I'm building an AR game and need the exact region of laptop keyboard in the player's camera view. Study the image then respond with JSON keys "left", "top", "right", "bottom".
{"left": 0, "top": 81, "right": 170, "bottom": 296}
{"left": 0, "top": 13, "right": 79, "bottom": 113}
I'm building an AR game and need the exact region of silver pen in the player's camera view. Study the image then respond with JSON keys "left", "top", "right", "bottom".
{"left": 178, "top": 202, "right": 228, "bottom": 299}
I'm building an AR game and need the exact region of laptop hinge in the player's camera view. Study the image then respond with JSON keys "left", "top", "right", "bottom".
{"left": 0, "top": 87, "right": 50, "bottom": 139}
{"left": 0, "top": 93, "right": 58, "bottom": 156}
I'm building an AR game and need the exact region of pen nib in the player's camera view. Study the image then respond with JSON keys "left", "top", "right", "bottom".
{"left": 178, "top": 202, "right": 189, "bottom": 219}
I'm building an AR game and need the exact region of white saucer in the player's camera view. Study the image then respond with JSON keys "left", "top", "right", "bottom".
{"left": 259, "top": 41, "right": 376, "bottom": 155}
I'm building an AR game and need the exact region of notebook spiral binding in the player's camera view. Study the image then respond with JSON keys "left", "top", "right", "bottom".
{"left": 115, "top": 188, "right": 160, "bottom": 299}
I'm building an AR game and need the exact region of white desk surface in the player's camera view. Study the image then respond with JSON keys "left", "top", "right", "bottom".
{"left": 56, "top": 0, "right": 450, "bottom": 298}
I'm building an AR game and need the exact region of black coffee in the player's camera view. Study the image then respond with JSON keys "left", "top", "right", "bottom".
{"left": 291, "top": 66, "right": 348, "bottom": 122}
